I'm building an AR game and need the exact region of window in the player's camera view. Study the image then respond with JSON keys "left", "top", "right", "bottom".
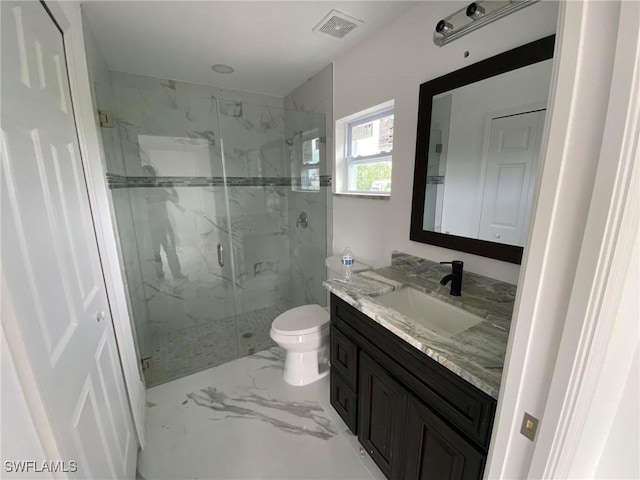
{"left": 345, "top": 107, "right": 394, "bottom": 194}
{"left": 290, "top": 129, "right": 322, "bottom": 192}
{"left": 300, "top": 136, "right": 321, "bottom": 190}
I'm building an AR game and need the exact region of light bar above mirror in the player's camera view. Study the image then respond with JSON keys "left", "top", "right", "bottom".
{"left": 434, "top": 1, "right": 541, "bottom": 46}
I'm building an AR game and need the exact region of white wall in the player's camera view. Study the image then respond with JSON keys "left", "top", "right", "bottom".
{"left": 333, "top": 1, "right": 558, "bottom": 284}
{"left": 567, "top": 230, "right": 639, "bottom": 479}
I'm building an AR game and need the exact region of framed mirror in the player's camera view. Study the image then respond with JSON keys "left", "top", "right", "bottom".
{"left": 410, "top": 36, "right": 555, "bottom": 264}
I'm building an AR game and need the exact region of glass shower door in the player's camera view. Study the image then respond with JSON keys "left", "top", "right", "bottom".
{"left": 94, "top": 72, "right": 241, "bottom": 386}
{"left": 133, "top": 135, "right": 239, "bottom": 386}
{"left": 218, "top": 99, "right": 292, "bottom": 356}
{"left": 218, "top": 102, "right": 328, "bottom": 357}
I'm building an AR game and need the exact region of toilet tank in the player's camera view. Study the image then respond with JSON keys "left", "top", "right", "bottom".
{"left": 325, "top": 255, "right": 372, "bottom": 280}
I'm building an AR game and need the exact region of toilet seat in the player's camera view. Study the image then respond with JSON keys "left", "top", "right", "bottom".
{"left": 271, "top": 304, "right": 329, "bottom": 336}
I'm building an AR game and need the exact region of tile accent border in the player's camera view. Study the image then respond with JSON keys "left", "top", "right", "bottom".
{"left": 107, "top": 173, "right": 332, "bottom": 189}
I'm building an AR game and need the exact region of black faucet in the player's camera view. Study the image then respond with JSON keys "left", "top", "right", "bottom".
{"left": 440, "top": 261, "right": 463, "bottom": 296}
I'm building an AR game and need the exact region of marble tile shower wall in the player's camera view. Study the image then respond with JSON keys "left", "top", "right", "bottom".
{"left": 97, "top": 71, "right": 328, "bottom": 384}
{"left": 92, "top": 73, "right": 153, "bottom": 359}
{"left": 284, "top": 64, "right": 333, "bottom": 308}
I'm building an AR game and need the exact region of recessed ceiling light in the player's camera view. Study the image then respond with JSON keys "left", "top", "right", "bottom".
{"left": 211, "top": 64, "right": 234, "bottom": 74}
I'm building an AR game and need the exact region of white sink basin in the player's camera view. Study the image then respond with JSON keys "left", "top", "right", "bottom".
{"left": 373, "top": 287, "right": 484, "bottom": 338}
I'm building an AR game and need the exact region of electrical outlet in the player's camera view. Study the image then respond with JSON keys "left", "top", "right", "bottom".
{"left": 520, "top": 412, "right": 539, "bottom": 441}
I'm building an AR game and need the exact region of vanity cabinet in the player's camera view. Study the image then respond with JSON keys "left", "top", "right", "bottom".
{"left": 329, "top": 294, "right": 495, "bottom": 480}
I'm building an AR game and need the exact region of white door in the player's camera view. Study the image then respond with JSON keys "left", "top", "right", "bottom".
{"left": 478, "top": 110, "right": 545, "bottom": 246}
{"left": 1, "top": 1, "right": 136, "bottom": 478}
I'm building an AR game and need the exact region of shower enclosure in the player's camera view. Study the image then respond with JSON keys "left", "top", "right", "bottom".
{"left": 91, "top": 70, "right": 329, "bottom": 386}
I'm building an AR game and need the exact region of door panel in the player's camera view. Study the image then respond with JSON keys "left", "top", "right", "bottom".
{"left": 478, "top": 110, "right": 545, "bottom": 246}
{"left": 1, "top": 1, "right": 136, "bottom": 477}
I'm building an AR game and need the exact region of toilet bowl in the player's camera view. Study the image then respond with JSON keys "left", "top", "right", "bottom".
{"left": 270, "top": 255, "right": 372, "bottom": 386}
{"left": 270, "top": 304, "right": 330, "bottom": 386}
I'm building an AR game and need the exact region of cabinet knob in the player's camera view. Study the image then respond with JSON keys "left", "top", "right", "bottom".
{"left": 96, "top": 311, "right": 105, "bottom": 322}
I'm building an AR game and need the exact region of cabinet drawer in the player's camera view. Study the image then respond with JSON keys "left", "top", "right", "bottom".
{"left": 330, "top": 370, "right": 357, "bottom": 434}
{"left": 330, "top": 325, "right": 358, "bottom": 389}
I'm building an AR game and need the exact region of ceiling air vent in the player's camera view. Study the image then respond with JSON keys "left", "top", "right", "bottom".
{"left": 313, "top": 9, "right": 363, "bottom": 39}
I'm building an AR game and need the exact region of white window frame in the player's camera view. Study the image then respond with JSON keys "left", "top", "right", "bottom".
{"left": 291, "top": 128, "right": 322, "bottom": 193}
{"left": 344, "top": 107, "right": 394, "bottom": 194}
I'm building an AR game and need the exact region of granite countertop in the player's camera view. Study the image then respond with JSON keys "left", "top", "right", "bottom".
{"left": 323, "top": 252, "right": 517, "bottom": 399}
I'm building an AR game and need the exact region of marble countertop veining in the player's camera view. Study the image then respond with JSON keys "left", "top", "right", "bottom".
{"left": 323, "top": 252, "right": 516, "bottom": 399}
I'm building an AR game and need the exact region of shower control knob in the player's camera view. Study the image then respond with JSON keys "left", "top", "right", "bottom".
{"left": 96, "top": 311, "right": 105, "bottom": 322}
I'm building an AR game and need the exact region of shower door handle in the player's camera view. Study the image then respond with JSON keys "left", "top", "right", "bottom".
{"left": 217, "top": 243, "right": 224, "bottom": 267}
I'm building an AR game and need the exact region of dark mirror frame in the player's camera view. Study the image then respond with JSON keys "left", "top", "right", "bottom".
{"left": 410, "top": 35, "right": 556, "bottom": 264}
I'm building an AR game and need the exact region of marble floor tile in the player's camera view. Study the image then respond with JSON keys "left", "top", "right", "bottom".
{"left": 138, "top": 347, "right": 384, "bottom": 480}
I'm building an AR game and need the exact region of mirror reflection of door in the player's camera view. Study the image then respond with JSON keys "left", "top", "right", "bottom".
{"left": 478, "top": 109, "right": 545, "bottom": 246}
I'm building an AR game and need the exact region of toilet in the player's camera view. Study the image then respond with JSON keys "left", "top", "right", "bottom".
{"left": 270, "top": 255, "right": 371, "bottom": 386}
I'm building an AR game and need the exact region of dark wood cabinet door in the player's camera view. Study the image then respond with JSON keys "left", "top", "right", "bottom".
{"left": 404, "top": 396, "right": 485, "bottom": 480}
{"left": 359, "top": 352, "right": 407, "bottom": 480}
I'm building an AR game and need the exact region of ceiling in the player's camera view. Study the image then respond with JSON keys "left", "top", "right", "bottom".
{"left": 82, "top": 1, "right": 418, "bottom": 97}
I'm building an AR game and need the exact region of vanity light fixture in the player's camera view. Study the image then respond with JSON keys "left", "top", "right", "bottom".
{"left": 435, "top": 20, "right": 454, "bottom": 37}
{"left": 434, "top": 0, "right": 539, "bottom": 46}
{"left": 466, "top": 3, "right": 485, "bottom": 20}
